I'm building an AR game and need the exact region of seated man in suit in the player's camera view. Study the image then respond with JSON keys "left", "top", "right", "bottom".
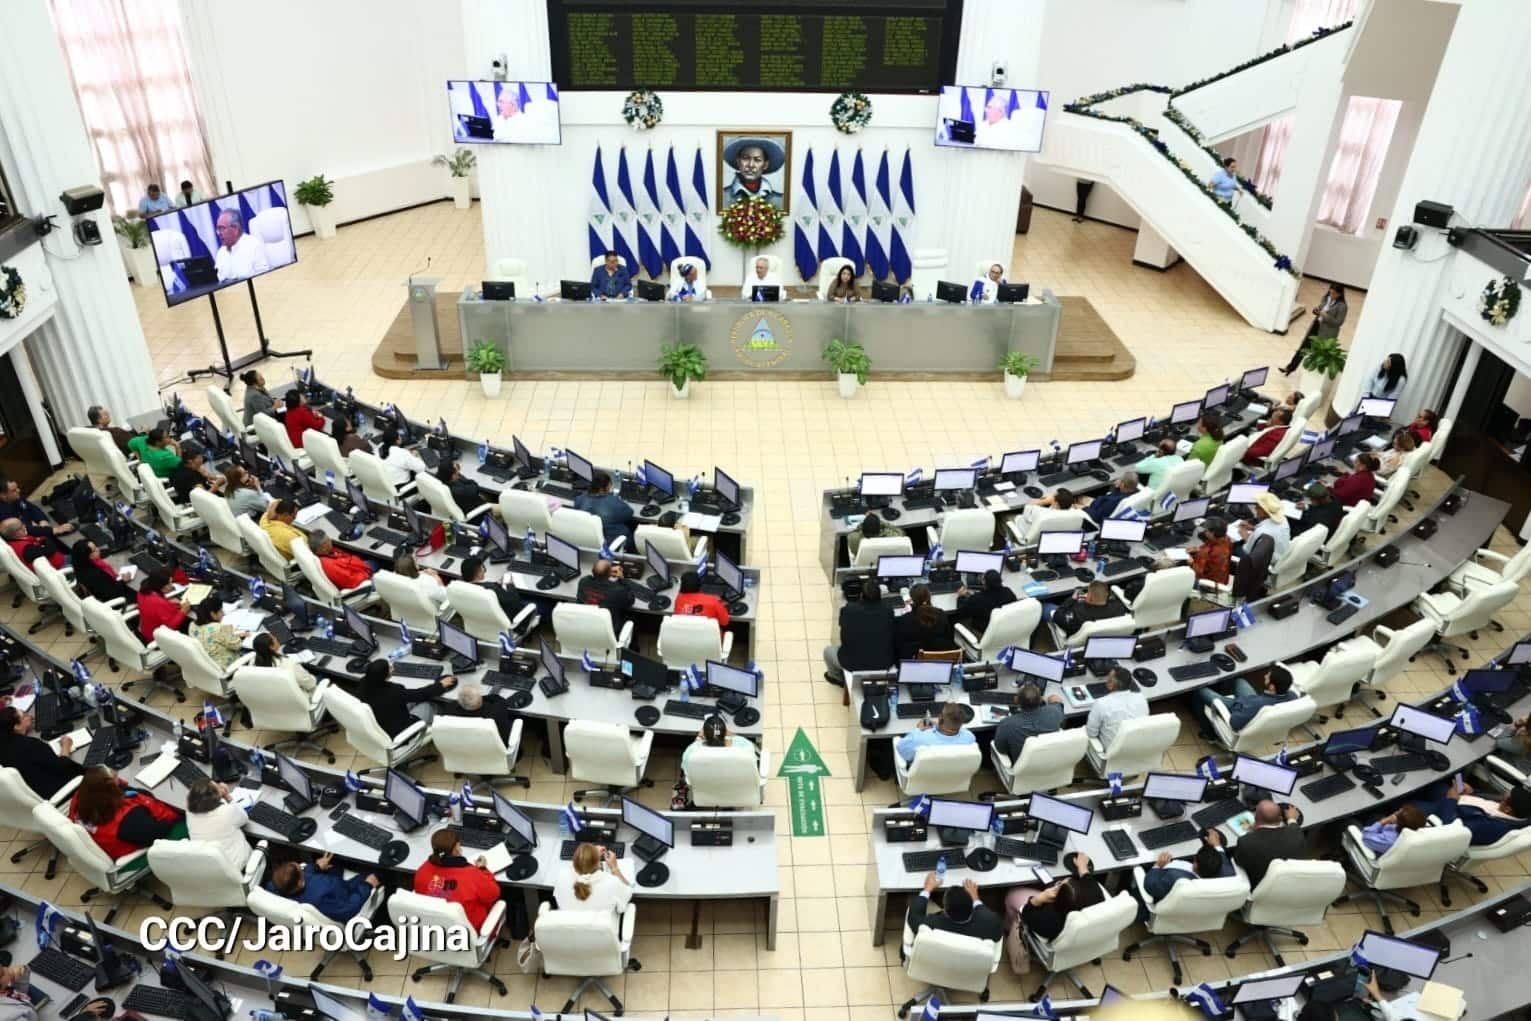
{"left": 461, "top": 554, "right": 526, "bottom": 623}
{"left": 823, "top": 577, "right": 896, "bottom": 686}
{"left": 1409, "top": 780, "right": 1531, "bottom": 846}
{"left": 953, "top": 569, "right": 1017, "bottom": 635}
{"left": 1195, "top": 665, "right": 1296, "bottom": 736}
{"left": 1042, "top": 580, "right": 1128, "bottom": 637}
{"left": 1232, "top": 800, "right": 1305, "bottom": 887}
{"left": 1298, "top": 483, "right": 1345, "bottom": 540}
{"left": 590, "top": 250, "right": 631, "bottom": 299}
{"left": 1086, "top": 472, "right": 1139, "bottom": 525}
{"left": 448, "top": 683, "right": 545, "bottom": 759}
{"left": 1133, "top": 831, "right": 1235, "bottom": 922}
{"left": 908, "top": 871, "right": 1003, "bottom": 942}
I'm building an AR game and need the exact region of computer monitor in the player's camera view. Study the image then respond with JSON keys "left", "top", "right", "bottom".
{"left": 927, "top": 798, "right": 995, "bottom": 833}
{"left": 1231, "top": 974, "right": 1305, "bottom": 1005}
{"left": 955, "top": 550, "right": 1003, "bottom": 576}
{"left": 174, "top": 951, "right": 231, "bottom": 1021}
{"left": 1335, "top": 413, "right": 1364, "bottom": 437}
{"left": 635, "top": 279, "right": 666, "bottom": 301}
{"left": 707, "top": 660, "right": 760, "bottom": 698}
{"left": 1356, "top": 932, "right": 1443, "bottom": 982}
{"left": 1001, "top": 449, "right": 1040, "bottom": 475}
{"left": 1185, "top": 607, "right": 1231, "bottom": 640}
{"left": 1083, "top": 635, "right": 1137, "bottom": 661}
{"left": 645, "top": 542, "right": 672, "bottom": 586}
{"left": 1358, "top": 397, "right": 1396, "bottom": 419}
{"left": 620, "top": 648, "right": 668, "bottom": 691}
{"left": 1239, "top": 367, "right": 1269, "bottom": 391}
{"left": 403, "top": 501, "right": 425, "bottom": 539}
{"left": 859, "top": 472, "right": 904, "bottom": 498}
{"left": 1226, "top": 482, "right": 1269, "bottom": 505}
{"left": 540, "top": 639, "right": 564, "bottom": 686}
{"left": 870, "top": 280, "right": 901, "bottom": 302}
{"left": 1028, "top": 792, "right": 1093, "bottom": 835}
{"left": 485, "top": 514, "right": 511, "bottom": 556}
{"left": 1233, "top": 755, "right": 1297, "bottom": 796}
{"left": 1098, "top": 518, "right": 1147, "bottom": 543}
{"left": 935, "top": 280, "right": 968, "bottom": 303}
{"left": 481, "top": 280, "right": 516, "bottom": 301}
{"left": 1099, "top": 985, "right": 1130, "bottom": 1006}
{"left": 1037, "top": 530, "right": 1084, "bottom": 556}
{"left": 1389, "top": 703, "right": 1456, "bottom": 745}
{"left": 343, "top": 606, "right": 374, "bottom": 649}
{"left": 1170, "top": 399, "right": 1202, "bottom": 425}
{"left": 1143, "top": 772, "right": 1207, "bottom": 803}
{"left": 1322, "top": 725, "right": 1378, "bottom": 758}
{"left": 1306, "top": 436, "right": 1337, "bottom": 465}
{"left": 282, "top": 583, "right": 310, "bottom": 629}
{"left": 566, "top": 449, "right": 594, "bottom": 485}
{"left": 275, "top": 751, "right": 314, "bottom": 806}
{"left": 546, "top": 533, "right": 581, "bottom": 574}
{"left": 875, "top": 554, "right": 925, "bottom": 580}
{"left": 1508, "top": 640, "right": 1531, "bottom": 666}
{"left": 1273, "top": 454, "right": 1305, "bottom": 482}
{"left": 622, "top": 795, "right": 674, "bottom": 851}
{"left": 643, "top": 460, "right": 675, "bottom": 496}
{"left": 715, "top": 551, "right": 745, "bottom": 596}
{"left": 512, "top": 435, "right": 535, "bottom": 470}
{"left": 384, "top": 768, "right": 428, "bottom": 827}
{"left": 1114, "top": 418, "right": 1147, "bottom": 444}
{"left": 310, "top": 989, "right": 367, "bottom": 1021}
{"left": 996, "top": 282, "right": 1030, "bottom": 303}
{"left": 560, "top": 280, "right": 593, "bottom": 301}
{"left": 1203, "top": 383, "right": 1230, "bottom": 411}
{"left": 749, "top": 284, "right": 781, "bottom": 301}
{"left": 438, "top": 619, "right": 480, "bottom": 668}
{"left": 934, "top": 468, "right": 977, "bottom": 491}
{"left": 1008, "top": 648, "right": 1064, "bottom": 683}
{"left": 493, "top": 788, "right": 537, "bottom": 851}
{"left": 714, "top": 467, "right": 741, "bottom": 508}
{"left": 345, "top": 479, "right": 371, "bottom": 517}
{"left": 1065, "top": 439, "right": 1104, "bottom": 466}
{"left": 897, "top": 660, "right": 954, "bottom": 688}
{"left": 1172, "top": 497, "right": 1210, "bottom": 524}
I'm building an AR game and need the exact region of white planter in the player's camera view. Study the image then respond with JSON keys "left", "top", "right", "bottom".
{"left": 479, "top": 372, "right": 502, "bottom": 397}
{"left": 123, "top": 243, "right": 158, "bottom": 289}
{"left": 1004, "top": 372, "right": 1028, "bottom": 400}
{"left": 837, "top": 373, "right": 861, "bottom": 398}
{"left": 451, "top": 176, "right": 471, "bottom": 210}
{"left": 1299, "top": 368, "right": 1337, "bottom": 424}
{"left": 305, "top": 203, "right": 337, "bottom": 240}
{"left": 670, "top": 379, "right": 691, "bottom": 399}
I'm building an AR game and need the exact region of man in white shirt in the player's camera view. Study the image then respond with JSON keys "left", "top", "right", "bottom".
{"left": 748, "top": 256, "right": 780, "bottom": 300}
{"left": 1238, "top": 492, "right": 1291, "bottom": 562}
{"left": 213, "top": 210, "right": 269, "bottom": 282}
{"left": 974, "top": 95, "right": 1033, "bottom": 151}
{"left": 668, "top": 264, "right": 702, "bottom": 302}
{"left": 971, "top": 263, "right": 1004, "bottom": 304}
{"left": 493, "top": 84, "right": 558, "bottom": 144}
{"left": 1085, "top": 668, "right": 1149, "bottom": 752}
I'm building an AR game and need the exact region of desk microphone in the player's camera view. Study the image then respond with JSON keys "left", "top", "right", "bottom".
{"left": 1394, "top": 559, "right": 1431, "bottom": 569}
{"left": 408, "top": 255, "right": 432, "bottom": 282}
{"left": 1439, "top": 951, "right": 1474, "bottom": 965}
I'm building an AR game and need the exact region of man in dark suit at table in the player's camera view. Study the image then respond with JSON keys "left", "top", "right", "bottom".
{"left": 1233, "top": 800, "right": 1306, "bottom": 887}
{"left": 1409, "top": 780, "right": 1531, "bottom": 846}
{"left": 590, "top": 250, "right": 631, "bottom": 299}
{"left": 908, "top": 871, "right": 1004, "bottom": 942}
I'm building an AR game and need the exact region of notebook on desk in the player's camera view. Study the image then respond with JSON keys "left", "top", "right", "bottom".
{"left": 48, "top": 729, "right": 92, "bottom": 755}
{"left": 482, "top": 842, "right": 515, "bottom": 876}
{"left": 135, "top": 753, "right": 180, "bottom": 790}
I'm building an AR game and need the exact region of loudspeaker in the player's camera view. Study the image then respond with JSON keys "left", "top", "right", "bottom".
{"left": 60, "top": 186, "right": 106, "bottom": 216}
{"left": 1412, "top": 200, "right": 1453, "bottom": 229}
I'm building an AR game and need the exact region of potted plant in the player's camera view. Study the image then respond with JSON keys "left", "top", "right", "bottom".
{"left": 658, "top": 342, "right": 706, "bottom": 398}
{"left": 294, "top": 174, "right": 337, "bottom": 240}
{"left": 465, "top": 340, "right": 507, "bottom": 397}
{"left": 1300, "top": 335, "right": 1347, "bottom": 421}
{"left": 999, "top": 351, "right": 1040, "bottom": 399}
{"left": 823, "top": 338, "right": 871, "bottom": 398}
{"left": 112, "top": 216, "right": 156, "bottom": 289}
{"left": 433, "top": 149, "right": 477, "bottom": 209}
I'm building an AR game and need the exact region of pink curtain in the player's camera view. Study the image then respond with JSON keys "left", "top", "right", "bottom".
{"left": 49, "top": 0, "right": 213, "bottom": 215}
{"left": 1315, "top": 96, "right": 1402, "bottom": 233}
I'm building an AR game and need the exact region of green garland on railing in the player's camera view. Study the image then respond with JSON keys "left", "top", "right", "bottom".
{"left": 1162, "top": 105, "right": 1273, "bottom": 210}
{"left": 1170, "top": 21, "right": 1355, "bottom": 98}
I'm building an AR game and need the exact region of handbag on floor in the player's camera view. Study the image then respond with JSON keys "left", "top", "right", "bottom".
{"left": 515, "top": 937, "right": 542, "bottom": 975}
{"left": 1004, "top": 918, "right": 1030, "bottom": 975}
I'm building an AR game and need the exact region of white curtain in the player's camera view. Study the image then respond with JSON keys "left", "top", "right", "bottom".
{"left": 49, "top": 0, "right": 214, "bottom": 215}
{"left": 1315, "top": 96, "right": 1402, "bottom": 234}
{"left": 1514, "top": 177, "right": 1531, "bottom": 229}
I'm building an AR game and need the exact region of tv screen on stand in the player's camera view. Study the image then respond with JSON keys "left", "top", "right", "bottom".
{"left": 447, "top": 80, "right": 562, "bottom": 145}
{"left": 934, "top": 85, "right": 1049, "bottom": 152}
{"left": 147, "top": 180, "right": 297, "bottom": 308}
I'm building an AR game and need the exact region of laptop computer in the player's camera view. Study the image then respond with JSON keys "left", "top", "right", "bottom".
{"left": 172, "top": 256, "right": 217, "bottom": 287}
{"left": 458, "top": 114, "right": 493, "bottom": 140}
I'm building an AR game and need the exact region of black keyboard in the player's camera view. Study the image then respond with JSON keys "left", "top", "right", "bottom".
{"left": 368, "top": 527, "right": 409, "bottom": 547}
{"left": 1370, "top": 753, "right": 1430, "bottom": 774}
{"left": 1192, "top": 799, "right": 1247, "bottom": 831}
{"left": 334, "top": 813, "right": 393, "bottom": 850}
{"left": 248, "top": 801, "right": 304, "bottom": 837}
{"left": 994, "top": 837, "right": 1059, "bottom": 865}
{"left": 1028, "top": 570, "right": 1059, "bottom": 582}
{"left": 902, "top": 848, "right": 955, "bottom": 872}
{"left": 443, "top": 543, "right": 477, "bottom": 559}
{"left": 391, "top": 661, "right": 444, "bottom": 680}
{"left": 304, "top": 637, "right": 365, "bottom": 658}
{"left": 132, "top": 552, "right": 172, "bottom": 576}
{"left": 27, "top": 948, "right": 94, "bottom": 991}
{"left": 926, "top": 579, "right": 963, "bottom": 595}
{"left": 1139, "top": 820, "right": 1199, "bottom": 849}
{"left": 124, "top": 986, "right": 198, "bottom": 1019}
{"left": 1037, "top": 472, "right": 1080, "bottom": 488}
{"left": 664, "top": 699, "right": 712, "bottom": 719}
{"left": 482, "top": 670, "right": 535, "bottom": 692}
{"left": 560, "top": 839, "right": 623, "bottom": 860}
{"left": 451, "top": 826, "right": 506, "bottom": 850}
{"left": 1103, "top": 829, "right": 1137, "bottom": 861}
{"left": 261, "top": 616, "right": 294, "bottom": 644}
{"left": 1326, "top": 603, "right": 1360, "bottom": 625}
{"left": 83, "top": 731, "right": 120, "bottom": 767}
{"left": 896, "top": 702, "right": 941, "bottom": 719}
{"left": 1100, "top": 559, "right": 1142, "bottom": 577}
{"left": 969, "top": 690, "right": 1015, "bottom": 706}
{"left": 322, "top": 510, "right": 353, "bottom": 532}
{"left": 881, "top": 595, "right": 907, "bottom": 609}
{"left": 1169, "top": 662, "right": 1221, "bottom": 682}
{"left": 172, "top": 759, "right": 209, "bottom": 787}
{"left": 32, "top": 693, "right": 60, "bottom": 735}
{"left": 540, "top": 482, "right": 577, "bottom": 501}
{"left": 1301, "top": 773, "right": 1356, "bottom": 802}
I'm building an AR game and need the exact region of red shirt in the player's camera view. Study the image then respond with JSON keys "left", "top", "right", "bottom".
{"left": 69, "top": 789, "right": 180, "bottom": 858}
{"left": 413, "top": 855, "right": 502, "bottom": 929}
{"left": 319, "top": 549, "right": 372, "bottom": 590}
{"left": 285, "top": 405, "right": 327, "bottom": 450}
{"left": 7, "top": 537, "right": 65, "bottom": 571}
{"left": 675, "top": 591, "right": 730, "bottom": 628}
{"left": 1243, "top": 426, "right": 1288, "bottom": 465}
{"left": 136, "top": 590, "right": 187, "bottom": 642}
{"left": 1330, "top": 469, "right": 1376, "bottom": 507}
{"left": 1408, "top": 423, "right": 1434, "bottom": 444}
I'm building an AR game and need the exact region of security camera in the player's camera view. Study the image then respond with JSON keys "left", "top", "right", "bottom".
{"left": 491, "top": 54, "right": 508, "bottom": 81}
{"left": 990, "top": 61, "right": 1007, "bottom": 87}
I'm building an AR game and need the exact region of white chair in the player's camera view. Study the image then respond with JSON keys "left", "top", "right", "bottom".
{"left": 190, "top": 488, "right": 250, "bottom": 557}
{"left": 1151, "top": 461, "right": 1206, "bottom": 516}
{"left": 1344, "top": 618, "right": 1436, "bottom": 718}
{"left": 590, "top": 254, "right": 629, "bottom": 272}
{"left": 31, "top": 801, "right": 166, "bottom": 923}
{"left": 1206, "top": 694, "right": 1317, "bottom": 753}
{"left": 231, "top": 664, "right": 334, "bottom": 761}
{"left": 205, "top": 386, "right": 251, "bottom": 440}
{"left": 247, "top": 845, "right": 384, "bottom": 980}
{"left": 147, "top": 838, "right": 265, "bottom": 954}
{"left": 534, "top": 900, "right": 637, "bottom": 1014}
{"left": 973, "top": 259, "right": 1007, "bottom": 281}
{"left": 989, "top": 728, "right": 1089, "bottom": 796}
{"left": 429, "top": 715, "right": 528, "bottom": 792}
{"left": 1313, "top": 501, "right": 1370, "bottom": 567}
{"left": 374, "top": 570, "right": 451, "bottom": 631}
{"left": 741, "top": 254, "right": 783, "bottom": 288}
{"left": 80, "top": 596, "right": 180, "bottom": 702}
{"left": 897, "top": 924, "right": 1002, "bottom": 1017}
{"left": 549, "top": 506, "right": 626, "bottom": 554}
{"left": 153, "top": 626, "right": 243, "bottom": 725}
{"left": 1086, "top": 712, "right": 1179, "bottom": 780}
{"left": 1225, "top": 858, "right": 1347, "bottom": 964}
{"left": 1268, "top": 524, "right": 1324, "bottom": 590}
{"left": 1123, "top": 868, "right": 1251, "bottom": 985}
{"left": 1282, "top": 640, "right": 1379, "bottom": 730}
{"left": 251, "top": 412, "right": 310, "bottom": 471}
{"left": 500, "top": 489, "right": 554, "bottom": 542}
{"left": 0, "top": 768, "right": 70, "bottom": 878}
{"left": 137, "top": 464, "right": 203, "bottom": 538}
{"left": 1294, "top": 390, "right": 1325, "bottom": 423}
{"left": 1259, "top": 416, "right": 1308, "bottom": 471}
{"left": 815, "top": 256, "right": 855, "bottom": 300}
{"left": 152, "top": 227, "right": 189, "bottom": 291}
{"left": 552, "top": 603, "right": 633, "bottom": 667}
{"left": 1025, "top": 892, "right": 1136, "bottom": 999}
{"left": 927, "top": 508, "right": 996, "bottom": 553}
{"left": 1395, "top": 440, "right": 1433, "bottom": 510}
{"left": 1412, "top": 580, "right": 1519, "bottom": 673}
{"left": 1428, "top": 416, "right": 1453, "bottom": 462}
{"left": 1361, "top": 471, "right": 1410, "bottom": 534}
{"left": 955, "top": 599, "right": 1041, "bottom": 662}
{"left": 444, "top": 580, "right": 538, "bottom": 643}
{"left": 349, "top": 449, "right": 415, "bottom": 506}
{"left": 656, "top": 615, "right": 733, "bottom": 670}
{"left": 250, "top": 208, "right": 293, "bottom": 267}
{"left": 236, "top": 515, "right": 300, "bottom": 585}
{"left": 635, "top": 523, "right": 708, "bottom": 563}
{"left": 34, "top": 561, "right": 99, "bottom": 649}
{"left": 1116, "top": 567, "right": 1192, "bottom": 631}
{"left": 301, "top": 428, "right": 352, "bottom": 482}
{"left": 1339, "top": 821, "right": 1471, "bottom": 932}
{"left": 1447, "top": 543, "right": 1531, "bottom": 610}
{"left": 1439, "top": 762, "right": 1531, "bottom": 902}
{"left": 564, "top": 720, "right": 654, "bottom": 805}
{"left": 1050, "top": 613, "right": 1134, "bottom": 653}
{"left": 487, "top": 257, "right": 533, "bottom": 298}
{"left": 290, "top": 536, "right": 375, "bottom": 611}
{"left": 415, "top": 471, "right": 492, "bottom": 524}
{"left": 670, "top": 255, "right": 712, "bottom": 300}
{"left": 391, "top": 889, "right": 507, "bottom": 1002}
{"left": 67, "top": 427, "right": 145, "bottom": 503}
{"left": 895, "top": 743, "right": 982, "bottom": 800}
{"left": 851, "top": 535, "right": 914, "bottom": 568}
{"left": 1111, "top": 487, "right": 1155, "bottom": 520}
{"left": 1006, "top": 507, "right": 1088, "bottom": 547}
{"left": 323, "top": 686, "right": 433, "bottom": 773}
{"left": 1197, "top": 435, "right": 1249, "bottom": 496}
{"left": 686, "top": 742, "right": 770, "bottom": 808}
{"left": 0, "top": 541, "right": 63, "bottom": 635}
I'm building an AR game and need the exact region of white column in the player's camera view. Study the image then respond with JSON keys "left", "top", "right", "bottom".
{"left": 0, "top": 0, "right": 161, "bottom": 427}
{"left": 1336, "top": 0, "right": 1531, "bottom": 418}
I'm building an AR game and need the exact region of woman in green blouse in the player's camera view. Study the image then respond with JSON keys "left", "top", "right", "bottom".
{"left": 1187, "top": 414, "right": 1224, "bottom": 467}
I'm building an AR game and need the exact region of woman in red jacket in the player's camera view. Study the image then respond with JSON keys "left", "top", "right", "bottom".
{"left": 673, "top": 570, "right": 730, "bottom": 628}
{"left": 136, "top": 568, "right": 190, "bottom": 642}
{"left": 1242, "top": 407, "right": 1293, "bottom": 466}
{"left": 69, "top": 765, "right": 186, "bottom": 858}
{"left": 1330, "top": 452, "right": 1380, "bottom": 507}
{"left": 413, "top": 829, "right": 502, "bottom": 929}
{"left": 282, "top": 389, "right": 327, "bottom": 450}
{"left": 311, "top": 535, "right": 373, "bottom": 590}
{"left": 1406, "top": 408, "right": 1438, "bottom": 445}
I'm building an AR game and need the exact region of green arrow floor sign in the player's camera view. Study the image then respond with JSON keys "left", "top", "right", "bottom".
{"left": 778, "top": 727, "right": 830, "bottom": 837}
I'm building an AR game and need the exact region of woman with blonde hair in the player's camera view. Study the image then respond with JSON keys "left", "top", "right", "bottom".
{"left": 553, "top": 841, "right": 632, "bottom": 919}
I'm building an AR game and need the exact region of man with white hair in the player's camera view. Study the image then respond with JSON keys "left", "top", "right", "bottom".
{"left": 213, "top": 209, "right": 269, "bottom": 282}
{"left": 971, "top": 262, "right": 1005, "bottom": 304}
{"left": 451, "top": 682, "right": 541, "bottom": 755}
{"left": 748, "top": 256, "right": 779, "bottom": 301}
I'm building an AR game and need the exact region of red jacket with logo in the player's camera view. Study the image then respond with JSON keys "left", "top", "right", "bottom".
{"left": 70, "top": 789, "right": 181, "bottom": 859}
{"left": 413, "top": 854, "right": 501, "bottom": 929}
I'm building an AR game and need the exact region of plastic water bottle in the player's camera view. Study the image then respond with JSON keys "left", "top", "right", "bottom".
{"left": 320, "top": 615, "right": 335, "bottom": 640}
{"left": 888, "top": 684, "right": 899, "bottom": 713}
{"left": 448, "top": 793, "right": 463, "bottom": 823}
{"left": 251, "top": 1010, "right": 286, "bottom": 1021}
{"left": 324, "top": 470, "right": 336, "bottom": 490}
{"left": 935, "top": 855, "right": 947, "bottom": 883}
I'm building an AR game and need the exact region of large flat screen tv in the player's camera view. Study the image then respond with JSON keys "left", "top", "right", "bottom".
{"left": 447, "top": 80, "right": 562, "bottom": 145}
{"left": 934, "top": 85, "right": 1049, "bottom": 153}
{"left": 147, "top": 180, "right": 297, "bottom": 308}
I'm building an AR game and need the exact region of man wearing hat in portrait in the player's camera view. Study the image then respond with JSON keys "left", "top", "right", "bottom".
{"left": 722, "top": 136, "right": 787, "bottom": 210}
{"left": 1236, "top": 491, "right": 1291, "bottom": 563}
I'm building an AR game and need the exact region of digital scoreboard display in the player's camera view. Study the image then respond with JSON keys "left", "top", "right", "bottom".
{"left": 548, "top": 0, "right": 962, "bottom": 93}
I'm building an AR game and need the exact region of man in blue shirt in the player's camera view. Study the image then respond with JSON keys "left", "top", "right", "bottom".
{"left": 590, "top": 250, "right": 631, "bottom": 299}
{"left": 1086, "top": 471, "right": 1139, "bottom": 525}
{"left": 573, "top": 469, "right": 635, "bottom": 544}
{"left": 1196, "top": 665, "right": 1296, "bottom": 733}
{"left": 896, "top": 702, "right": 976, "bottom": 764}
{"left": 135, "top": 183, "right": 172, "bottom": 218}
{"left": 1209, "top": 157, "right": 1239, "bottom": 204}
{"left": 268, "top": 853, "right": 379, "bottom": 921}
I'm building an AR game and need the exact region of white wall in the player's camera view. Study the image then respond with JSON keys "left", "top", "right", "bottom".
{"left": 179, "top": 0, "right": 466, "bottom": 232}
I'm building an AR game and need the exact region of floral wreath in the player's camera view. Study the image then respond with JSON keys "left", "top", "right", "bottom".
{"left": 830, "top": 90, "right": 873, "bottom": 134}
{"left": 0, "top": 265, "right": 25, "bottom": 321}
{"left": 718, "top": 196, "right": 785, "bottom": 248}
{"left": 1480, "top": 274, "right": 1522, "bottom": 327}
{"left": 622, "top": 90, "right": 663, "bottom": 131}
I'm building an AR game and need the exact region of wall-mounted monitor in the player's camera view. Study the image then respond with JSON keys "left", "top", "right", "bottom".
{"left": 935, "top": 86, "right": 1048, "bottom": 152}
{"left": 447, "top": 80, "right": 562, "bottom": 145}
{"left": 147, "top": 180, "right": 297, "bottom": 307}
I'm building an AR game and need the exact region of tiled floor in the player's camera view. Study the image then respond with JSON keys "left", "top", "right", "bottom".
{"left": 7, "top": 204, "right": 1529, "bottom": 1019}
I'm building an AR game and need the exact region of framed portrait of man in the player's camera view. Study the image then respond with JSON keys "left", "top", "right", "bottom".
{"left": 715, "top": 130, "right": 792, "bottom": 214}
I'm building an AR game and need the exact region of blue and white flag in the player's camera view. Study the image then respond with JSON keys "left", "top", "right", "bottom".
{"left": 835, "top": 149, "right": 866, "bottom": 275}
{"left": 685, "top": 147, "right": 712, "bottom": 268}
{"left": 195, "top": 546, "right": 212, "bottom": 574}
{"left": 659, "top": 146, "right": 685, "bottom": 270}
{"left": 866, "top": 149, "right": 894, "bottom": 280}
{"left": 1450, "top": 678, "right": 1470, "bottom": 703}
{"left": 919, "top": 993, "right": 942, "bottom": 1021}
{"left": 1033, "top": 993, "right": 1058, "bottom": 1020}
{"left": 1159, "top": 489, "right": 1179, "bottom": 512}
{"left": 524, "top": 526, "right": 537, "bottom": 548}
{"left": 905, "top": 467, "right": 922, "bottom": 487}
{"left": 461, "top": 783, "right": 476, "bottom": 810}
{"left": 599, "top": 542, "right": 615, "bottom": 560}
{"left": 634, "top": 463, "right": 648, "bottom": 486}
{"left": 1049, "top": 439, "right": 1062, "bottom": 454}
{"left": 559, "top": 801, "right": 582, "bottom": 833}
{"left": 1231, "top": 601, "right": 1256, "bottom": 629}
{"left": 971, "top": 456, "right": 990, "bottom": 473}
{"left": 1274, "top": 744, "right": 1288, "bottom": 767}
{"left": 70, "top": 659, "right": 91, "bottom": 686}
{"left": 344, "top": 770, "right": 367, "bottom": 793}
{"left": 686, "top": 664, "right": 705, "bottom": 693}
{"left": 581, "top": 651, "right": 597, "bottom": 672}
{"left": 745, "top": 660, "right": 764, "bottom": 678}
{"left": 529, "top": 1007, "right": 543, "bottom": 1021}
{"left": 1455, "top": 703, "right": 1483, "bottom": 737}
{"left": 908, "top": 794, "right": 932, "bottom": 818}
{"left": 1348, "top": 945, "right": 1370, "bottom": 970}
{"left": 635, "top": 148, "right": 665, "bottom": 278}
{"left": 1107, "top": 772, "right": 1123, "bottom": 797}
{"left": 324, "top": 470, "right": 336, "bottom": 490}
{"left": 253, "top": 960, "right": 283, "bottom": 983}
{"left": 890, "top": 147, "right": 917, "bottom": 283}
{"left": 478, "top": 516, "right": 490, "bottom": 539}
{"left": 145, "top": 528, "right": 162, "bottom": 546}
{"left": 36, "top": 901, "right": 61, "bottom": 949}
{"left": 694, "top": 550, "right": 709, "bottom": 578}
{"left": 1002, "top": 537, "right": 1015, "bottom": 555}
{"left": 163, "top": 945, "right": 182, "bottom": 971}
{"left": 399, "top": 620, "right": 413, "bottom": 646}
{"left": 249, "top": 576, "right": 267, "bottom": 601}
{"left": 587, "top": 145, "right": 614, "bottom": 262}
{"left": 1196, "top": 755, "right": 1222, "bottom": 781}
{"left": 1111, "top": 504, "right": 1145, "bottom": 521}
{"left": 202, "top": 702, "right": 224, "bottom": 729}
{"left": 927, "top": 543, "right": 943, "bottom": 564}
{"left": 1183, "top": 983, "right": 1227, "bottom": 1019}
{"left": 366, "top": 993, "right": 392, "bottom": 1019}
{"left": 477, "top": 440, "right": 489, "bottom": 464}
{"left": 400, "top": 998, "right": 423, "bottom": 1021}
{"left": 1060, "top": 647, "right": 1073, "bottom": 672}
{"left": 793, "top": 149, "right": 822, "bottom": 281}
{"left": 688, "top": 475, "right": 702, "bottom": 497}
{"left": 499, "top": 632, "right": 517, "bottom": 658}
{"left": 803, "top": 149, "right": 838, "bottom": 268}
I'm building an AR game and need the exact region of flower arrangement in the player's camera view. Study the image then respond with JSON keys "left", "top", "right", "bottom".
{"left": 830, "top": 90, "right": 873, "bottom": 134}
{"left": 622, "top": 90, "right": 663, "bottom": 131}
{"left": 1171, "top": 22, "right": 1355, "bottom": 97}
{"left": 718, "top": 196, "right": 785, "bottom": 248}
{"left": 1480, "top": 274, "right": 1522, "bottom": 327}
{"left": 0, "top": 265, "right": 26, "bottom": 320}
